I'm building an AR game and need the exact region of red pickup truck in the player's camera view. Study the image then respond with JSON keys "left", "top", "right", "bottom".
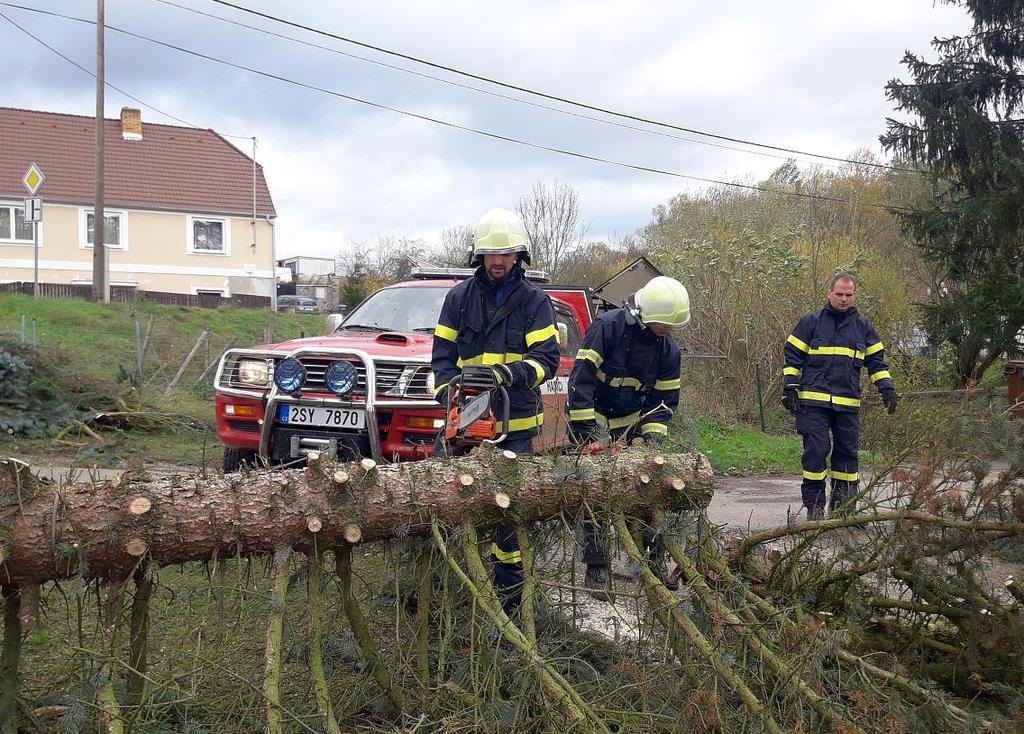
{"left": 213, "top": 267, "right": 597, "bottom": 471}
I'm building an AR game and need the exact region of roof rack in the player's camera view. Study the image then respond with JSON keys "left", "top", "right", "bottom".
{"left": 409, "top": 266, "right": 550, "bottom": 283}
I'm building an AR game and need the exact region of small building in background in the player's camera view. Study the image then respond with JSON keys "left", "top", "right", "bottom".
{"left": 277, "top": 256, "right": 340, "bottom": 313}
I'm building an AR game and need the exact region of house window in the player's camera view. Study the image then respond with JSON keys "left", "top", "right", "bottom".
{"left": 0, "top": 204, "right": 34, "bottom": 243}
{"left": 79, "top": 209, "right": 126, "bottom": 249}
{"left": 189, "top": 217, "right": 229, "bottom": 254}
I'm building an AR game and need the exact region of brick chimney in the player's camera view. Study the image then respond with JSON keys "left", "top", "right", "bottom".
{"left": 120, "top": 107, "right": 142, "bottom": 141}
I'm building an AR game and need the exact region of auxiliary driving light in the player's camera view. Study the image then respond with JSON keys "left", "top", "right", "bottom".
{"left": 274, "top": 358, "right": 306, "bottom": 393}
{"left": 324, "top": 360, "right": 358, "bottom": 396}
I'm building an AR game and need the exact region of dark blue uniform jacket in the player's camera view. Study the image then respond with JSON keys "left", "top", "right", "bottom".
{"left": 432, "top": 266, "right": 560, "bottom": 440}
{"left": 783, "top": 304, "right": 893, "bottom": 412}
{"left": 566, "top": 308, "right": 681, "bottom": 441}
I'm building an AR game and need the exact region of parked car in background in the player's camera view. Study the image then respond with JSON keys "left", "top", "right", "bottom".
{"left": 215, "top": 267, "right": 597, "bottom": 470}
{"left": 276, "top": 295, "right": 319, "bottom": 313}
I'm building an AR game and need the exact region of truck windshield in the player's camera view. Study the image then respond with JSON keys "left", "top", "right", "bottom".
{"left": 339, "top": 286, "right": 451, "bottom": 333}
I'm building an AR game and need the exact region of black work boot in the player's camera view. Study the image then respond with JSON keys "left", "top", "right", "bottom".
{"left": 584, "top": 565, "right": 615, "bottom": 602}
{"left": 805, "top": 504, "right": 825, "bottom": 521}
{"left": 829, "top": 482, "right": 857, "bottom": 515}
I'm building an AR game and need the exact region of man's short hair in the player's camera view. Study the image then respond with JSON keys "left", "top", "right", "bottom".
{"left": 828, "top": 272, "right": 857, "bottom": 290}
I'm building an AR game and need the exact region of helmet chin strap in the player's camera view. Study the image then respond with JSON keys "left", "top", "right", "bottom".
{"left": 623, "top": 295, "right": 643, "bottom": 325}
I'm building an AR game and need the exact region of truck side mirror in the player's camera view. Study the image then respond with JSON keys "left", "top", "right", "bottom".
{"left": 557, "top": 322, "right": 568, "bottom": 346}
{"left": 325, "top": 313, "right": 345, "bottom": 335}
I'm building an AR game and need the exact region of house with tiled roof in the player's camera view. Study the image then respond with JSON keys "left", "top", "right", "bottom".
{"left": 0, "top": 106, "right": 276, "bottom": 297}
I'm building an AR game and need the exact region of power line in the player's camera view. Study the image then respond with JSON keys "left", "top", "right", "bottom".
{"left": 0, "top": 4, "right": 253, "bottom": 139}
{"left": 150, "top": 0, "right": 863, "bottom": 174}
{"left": 204, "top": 0, "right": 920, "bottom": 175}
{"left": 0, "top": 2, "right": 923, "bottom": 214}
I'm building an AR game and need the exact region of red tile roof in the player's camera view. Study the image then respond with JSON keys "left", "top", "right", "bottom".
{"left": 0, "top": 107, "right": 276, "bottom": 217}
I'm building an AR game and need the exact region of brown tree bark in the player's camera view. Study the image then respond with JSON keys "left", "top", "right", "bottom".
{"left": 0, "top": 446, "right": 713, "bottom": 586}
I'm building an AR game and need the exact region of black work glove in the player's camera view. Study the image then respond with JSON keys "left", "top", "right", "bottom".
{"left": 881, "top": 387, "right": 898, "bottom": 414}
{"left": 434, "top": 385, "right": 450, "bottom": 406}
{"left": 782, "top": 384, "right": 800, "bottom": 414}
{"left": 491, "top": 363, "right": 514, "bottom": 386}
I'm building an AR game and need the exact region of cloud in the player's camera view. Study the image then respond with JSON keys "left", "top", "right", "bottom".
{"left": 1, "top": 0, "right": 973, "bottom": 261}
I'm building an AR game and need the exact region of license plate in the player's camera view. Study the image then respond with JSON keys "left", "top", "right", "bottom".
{"left": 279, "top": 405, "right": 366, "bottom": 429}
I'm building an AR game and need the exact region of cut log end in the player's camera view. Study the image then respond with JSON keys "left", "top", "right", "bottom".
{"left": 127, "top": 496, "right": 152, "bottom": 516}
{"left": 652, "top": 455, "right": 666, "bottom": 466}
{"left": 501, "top": 450, "right": 517, "bottom": 460}
{"left": 306, "top": 451, "right": 321, "bottom": 462}
{"left": 333, "top": 470, "right": 350, "bottom": 484}
{"left": 639, "top": 474, "right": 651, "bottom": 484}
{"left": 670, "top": 478, "right": 686, "bottom": 491}
{"left": 125, "top": 538, "right": 147, "bottom": 557}
{"left": 307, "top": 517, "right": 323, "bottom": 533}
{"left": 459, "top": 474, "right": 475, "bottom": 487}
{"left": 109, "top": 474, "right": 123, "bottom": 489}
{"left": 343, "top": 524, "right": 362, "bottom": 543}
{"left": 360, "top": 458, "right": 377, "bottom": 472}
{"left": 494, "top": 492, "right": 511, "bottom": 509}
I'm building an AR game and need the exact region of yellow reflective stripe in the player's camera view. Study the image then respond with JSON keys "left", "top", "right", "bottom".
{"left": 490, "top": 543, "right": 522, "bottom": 564}
{"left": 433, "top": 381, "right": 449, "bottom": 397}
{"left": 798, "top": 391, "right": 862, "bottom": 407}
{"left": 526, "top": 323, "right": 559, "bottom": 347}
{"left": 808, "top": 346, "right": 865, "bottom": 360}
{"left": 783, "top": 366, "right": 802, "bottom": 376}
{"left": 523, "top": 358, "right": 546, "bottom": 387}
{"left": 498, "top": 412, "right": 544, "bottom": 433}
{"left": 596, "top": 411, "right": 640, "bottom": 430}
{"left": 787, "top": 334, "right": 809, "bottom": 352}
{"left": 870, "top": 370, "right": 891, "bottom": 383}
{"left": 654, "top": 378, "right": 681, "bottom": 391}
{"left": 641, "top": 422, "right": 668, "bottom": 435}
{"left": 802, "top": 468, "right": 828, "bottom": 481}
{"left": 434, "top": 324, "right": 458, "bottom": 342}
{"left": 831, "top": 395, "right": 861, "bottom": 407}
{"left": 570, "top": 408, "right": 596, "bottom": 421}
{"left": 595, "top": 368, "right": 643, "bottom": 389}
{"left": 576, "top": 348, "right": 603, "bottom": 367}
{"left": 865, "top": 341, "right": 885, "bottom": 356}
{"left": 457, "top": 352, "right": 523, "bottom": 367}
{"left": 831, "top": 470, "right": 860, "bottom": 482}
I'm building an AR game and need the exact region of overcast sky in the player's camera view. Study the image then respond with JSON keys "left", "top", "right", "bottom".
{"left": 2, "top": 0, "right": 972, "bottom": 260}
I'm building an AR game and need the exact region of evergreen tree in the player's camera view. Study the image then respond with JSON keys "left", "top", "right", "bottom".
{"left": 880, "top": 0, "right": 1024, "bottom": 386}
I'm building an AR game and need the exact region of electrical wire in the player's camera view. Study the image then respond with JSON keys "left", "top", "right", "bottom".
{"left": 0, "top": 2, "right": 924, "bottom": 213}
{"left": 0, "top": 4, "right": 254, "bottom": 139}
{"left": 150, "top": 0, "right": 873, "bottom": 174}
{"left": 203, "top": 0, "right": 921, "bottom": 175}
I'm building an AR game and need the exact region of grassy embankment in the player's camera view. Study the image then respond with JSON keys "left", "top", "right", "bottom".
{"left": 0, "top": 293, "right": 802, "bottom": 472}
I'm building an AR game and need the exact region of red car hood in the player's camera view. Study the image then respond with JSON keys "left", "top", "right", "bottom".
{"left": 257, "top": 330, "right": 434, "bottom": 359}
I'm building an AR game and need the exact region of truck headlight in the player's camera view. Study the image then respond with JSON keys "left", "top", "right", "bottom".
{"left": 237, "top": 358, "right": 270, "bottom": 387}
{"left": 425, "top": 370, "right": 435, "bottom": 395}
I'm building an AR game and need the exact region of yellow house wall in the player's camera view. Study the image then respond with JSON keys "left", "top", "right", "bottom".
{"left": 0, "top": 200, "right": 276, "bottom": 295}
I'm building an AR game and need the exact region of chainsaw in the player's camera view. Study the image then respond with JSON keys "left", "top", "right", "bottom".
{"left": 443, "top": 365, "right": 511, "bottom": 447}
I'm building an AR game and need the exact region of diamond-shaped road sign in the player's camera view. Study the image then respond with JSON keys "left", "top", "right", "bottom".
{"left": 22, "top": 163, "right": 45, "bottom": 196}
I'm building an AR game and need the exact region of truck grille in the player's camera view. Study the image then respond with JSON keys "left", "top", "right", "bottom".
{"left": 219, "top": 354, "right": 432, "bottom": 399}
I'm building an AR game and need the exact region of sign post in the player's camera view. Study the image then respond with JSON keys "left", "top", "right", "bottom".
{"left": 22, "top": 163, "right": 45, "bottom": 300}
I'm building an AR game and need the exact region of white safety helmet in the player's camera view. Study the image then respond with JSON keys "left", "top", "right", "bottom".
{"left": 471, "top": 208, "right": 531, "bottom": 266}
{"left": 633, "top": 276, "right": 691, "bottom": 328}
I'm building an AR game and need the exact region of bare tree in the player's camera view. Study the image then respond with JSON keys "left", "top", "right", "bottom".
{"left": 515, "top": 180, "right": 586, "bottom": 279}
{"left": 430, "top": 225, "right": 474, "bottom": 267}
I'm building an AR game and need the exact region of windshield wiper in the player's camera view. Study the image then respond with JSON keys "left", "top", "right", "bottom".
{"left": 339, "top": 323, "right": 390, "bottom": 332}
{"left": 412, "top": 327, "right": 436, "bottom": 333}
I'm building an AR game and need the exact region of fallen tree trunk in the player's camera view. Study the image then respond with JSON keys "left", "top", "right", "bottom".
{"left": 0, "top": 447, "right": 713, "bottom": 586}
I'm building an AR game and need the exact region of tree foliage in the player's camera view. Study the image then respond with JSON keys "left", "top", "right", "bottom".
{"left": 516, "top": 180, "right": 586, "bottom": 280}
{"left": 880, "top": 0, "right": 1024, "bottom": 386}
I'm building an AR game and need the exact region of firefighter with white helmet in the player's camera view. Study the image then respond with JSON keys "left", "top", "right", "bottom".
{"left": 566, "top": 275, "right": 690, "bottom": 600}
{"left": 432, "top": 207, "right": 560, "bottom": 615}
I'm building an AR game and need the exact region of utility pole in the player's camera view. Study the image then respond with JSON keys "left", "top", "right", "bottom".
{"left": 92, "top": 0, "right": 108, "bottom": 303}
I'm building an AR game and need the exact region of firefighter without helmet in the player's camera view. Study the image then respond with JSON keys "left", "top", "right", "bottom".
{"left": 634, "top": 276, "right": 691, "bottom": 328}
{"left": 472, "top": 208, "right": 532, "bottom": 266}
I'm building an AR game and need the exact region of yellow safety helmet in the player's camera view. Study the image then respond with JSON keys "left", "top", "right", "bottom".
{"left": 634, "top": 276, "right": 691, "bottom": 328}
{"left": 471, "top": 208, "right": 531, "bottom": 266}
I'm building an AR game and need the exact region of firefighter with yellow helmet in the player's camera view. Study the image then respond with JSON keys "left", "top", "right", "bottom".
{"left": 566, "top": 275, "right": 690, "bottom": 600}
{"left": 432, "top": 207, "right": 561, "bottom": 615}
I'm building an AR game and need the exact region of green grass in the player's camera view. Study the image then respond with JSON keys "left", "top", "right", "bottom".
{"left": 1, "top": 293, "right": 324, "bottom": 465}
{"left": 663, "top": 415, "right": 802, "bottom": 474}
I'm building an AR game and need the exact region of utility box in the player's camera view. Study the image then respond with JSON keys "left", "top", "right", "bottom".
{"left": 1005, "top": 360, "right": 1024, "bottom": 419}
